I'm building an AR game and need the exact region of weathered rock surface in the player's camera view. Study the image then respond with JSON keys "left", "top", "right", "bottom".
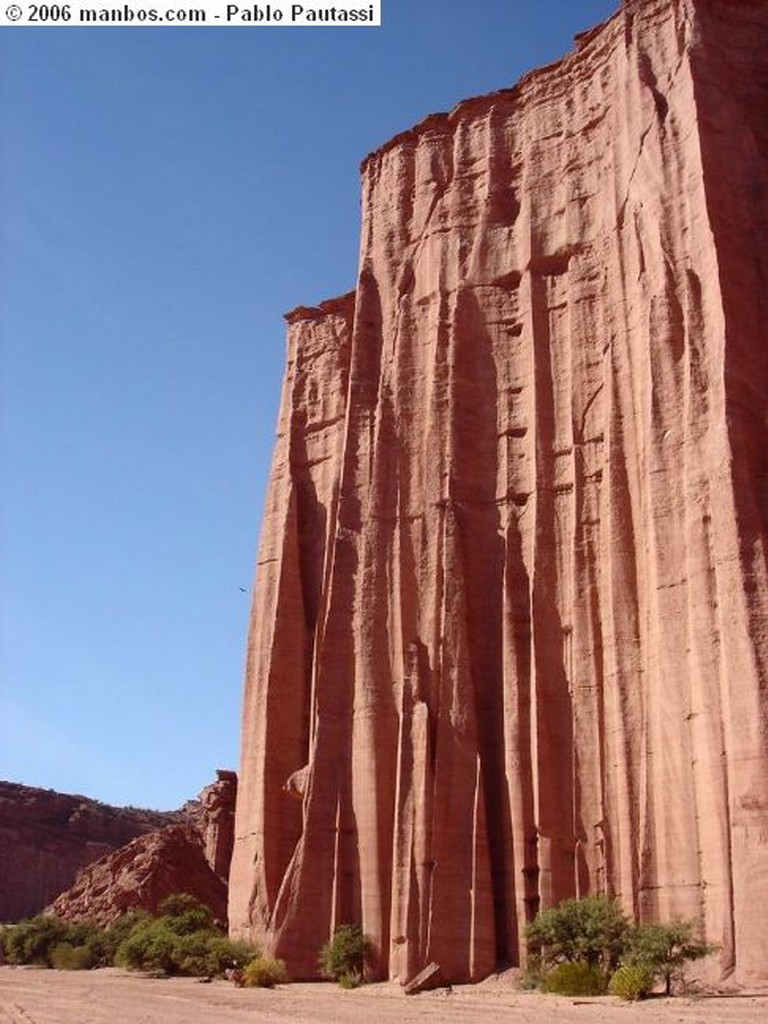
{"left": 230, "top": 0, "right": 768, "bottom": 985}
{"left": 42, "top": 772, "right": 236, "bottom": 926}
{"left": 47, "top": 825, "right": 228, "bottom": 927}
{"left": 0, "top": 781, "right": 178, "bottom": 923}
{"left": 1, "top": 772, "right": 237, "bottom": 926}
{"left": 195, "top": 769, "right": 238, "bottom": 882}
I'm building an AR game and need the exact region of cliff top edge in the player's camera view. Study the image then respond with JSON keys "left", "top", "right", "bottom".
{"left": 359, "top": 0, "right": 637, "bottom": 174}
{"left": 284, "top": 290, "right": 357, "bottom": 325}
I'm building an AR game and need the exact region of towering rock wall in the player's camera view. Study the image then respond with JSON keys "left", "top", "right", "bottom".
{"left": 230, "top": 0, "right": 768, "bottom": 984}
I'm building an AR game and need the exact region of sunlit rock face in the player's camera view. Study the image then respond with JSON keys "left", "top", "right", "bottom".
{"left": 0, "top": 781, "right": 178, "bottom": 923}
{"left": 230, "top": 0, "right": 768, "bottom": 985}
{"left": 43, "top": 772, "right": 237, "bottom": 927}
{"left": 47, "top": 825, "right": 228, "bottom": 928}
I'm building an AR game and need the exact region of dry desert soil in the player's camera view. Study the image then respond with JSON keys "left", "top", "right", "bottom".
{"left": 2, "top": 968, "right": 768, "bottom": 1024}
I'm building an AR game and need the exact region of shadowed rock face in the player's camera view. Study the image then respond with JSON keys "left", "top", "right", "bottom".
{"left": 230, "top": 0, "right": 768, "bottom": 984}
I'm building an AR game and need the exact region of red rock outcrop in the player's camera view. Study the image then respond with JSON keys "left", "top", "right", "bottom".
{"left": 230, "top": 0, "right": 768, "bottom": 985}
{"left": 0, "top": 781, "right": 178, "bottom": 923}
{"left": 197, "top": 769, "right": 238, "bottom": 881}
{"left": 47, "top": 825, "right": 228, "bottom": 928}
{"left": 41, "top": 772, "right": 237, "bottom": 927}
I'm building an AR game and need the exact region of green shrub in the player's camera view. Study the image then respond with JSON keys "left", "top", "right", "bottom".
{"left": 82, "top": 932, "right": 114, "bottom": 968}
{"left": 609, "top": 963, "right": 656, "bottom": 1001}
{"left": 519, "top": 970, "right": 543, "bottom": 991}
{"left": 50, "top": 943, "right": 99, "bottom": 971}
{"left": 1, "top": 915, "right": 69, "bottom": 966}
{"left": 102, "top": 911, "right": 152, "bottom": 961}
{"left": 172, "top": 933, "right": 257, "bottom": 976}
{"left": 0, "top": 895, "right": 255, "bottom": 979}
{"left": 624, "top": 920, "right": 713, "bottom": 995}
{"left": 318, "top": 924, "right": 372, "bottom": 983}
{"left": 113, "top": 896, "right": 257, "bottom": 978}
{"left": 242, "top": 956, "right": 288, "bottom": 988}
{"left": 116, "top": 920, "right": 179, "bottom": 975}
{"left": 338, "top": 970, "right": 363, "bottom": 989}
{"left": 209, "top": 936, "right": 258, "bottom": 973}
{"left": 525, "top": 896, "right": 631, "bottom": 975}
{"left": 524, "top": 899, "right": 714, "bottom": 999}
{"left": 0, "top": 916, "right": 113, "bottom": 970}
{"left": 172, "top": 931, "right": 222, "bottom": 976}
{"left": 156, "top": 893, "right": 215, "bottom": 934}
{"left": 541, "top": 961, "right": 607, "bottom": 996}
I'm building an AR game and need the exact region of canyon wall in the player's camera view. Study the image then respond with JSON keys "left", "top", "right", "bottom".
{"left": 0, "top": 773, "right": 236, "bottom": 924}
{"left": 230, "top": 0, "right": 768, "bottom": 984}
{"left": 47, "top": 824, "right": 229, "bottom": 928}
{"left": 0, "top": 782, "right": 177, "bottom": 922}
{"left": 44, "top": 773, "right": 236, "bottom": 927}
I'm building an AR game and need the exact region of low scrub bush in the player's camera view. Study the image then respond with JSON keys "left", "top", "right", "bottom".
{"left": 50, "top": 943, "right": 99, "bottom": 971}
{"left": 214, "top": 938, "right": 258, "bottom": 973}
{"left": 525, "top": 895, "right": 631, "bottom": 976}
{"left": 337, "top": 969, "right": 363, "bottom": 989}
{"left": 156, "top": 893, "right": 215, "bottom": 934}
{"left": 525, "top": 897, "right": 714, "bottom": 998}
{"left": 541, "top": 961, "right": 607, "bottom": 996}
{"left": 242, "top": 956, "right": 288, "bottom": 988}
{"left": 116, "top": 920, "right": 178, "bottom": 974}
{"left": 0, "top": 894, "right": 256, "bottom": 979}
{"left": 0, "top": 916, "right": 107, "bottom": 969}
{"left": 519, "top": 970, "right": 543, "bottom": 991}
{"left": 173, "top": 933, "right": 256, "bottom": 977}
{"left": 101, "top": 911, "right": 151, "bottom": 961}
{"left": 1, "top": 915, "right": 68, "bottom": 966}
{"left": 114, "top": 895, "right": 257, "bottom": 977}
{"left": 609, "top": 963, "right": 656, "bottom": 1001}
{"left": 623, "top": 920, "right": 713, "bottom": 995}
{"left": 318, "top": 924, "right": 372, "bottom": 984}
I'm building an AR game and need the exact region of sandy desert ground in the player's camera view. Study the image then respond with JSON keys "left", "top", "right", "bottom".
{"left": 1, "top": 968, "right": 767, "bottom": 1024}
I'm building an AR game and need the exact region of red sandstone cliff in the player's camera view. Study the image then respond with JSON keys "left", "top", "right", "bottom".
{"left": 230, "top": 0, "right": 768, "bottom": 985}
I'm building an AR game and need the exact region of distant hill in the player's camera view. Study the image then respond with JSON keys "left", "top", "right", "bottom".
{"left": 0, "top": 780, "right": 180, "bottom": 922}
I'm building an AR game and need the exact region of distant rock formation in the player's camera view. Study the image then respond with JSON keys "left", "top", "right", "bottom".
{"left": 1, "top": 772, "right": 237, "bottom": 926}
{"left": 47, "top": 773, "right": 237, "bottom": 926}
{"left": 230, "top": 0, "right": 768, "bottom": 986}
{"left": 0, "top": 781, "right": 178, "bottom": 923}
{"left": 47, "top": 825, "right": 228, "bottom": 928}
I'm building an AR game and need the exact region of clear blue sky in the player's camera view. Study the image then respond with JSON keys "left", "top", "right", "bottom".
{"left": 1, "top": 0, "right": 618, "bottom": 811}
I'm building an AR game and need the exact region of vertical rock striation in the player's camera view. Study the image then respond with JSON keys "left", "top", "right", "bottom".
{"left": 230, "top": 0, "right": 768, "bottom": 984}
